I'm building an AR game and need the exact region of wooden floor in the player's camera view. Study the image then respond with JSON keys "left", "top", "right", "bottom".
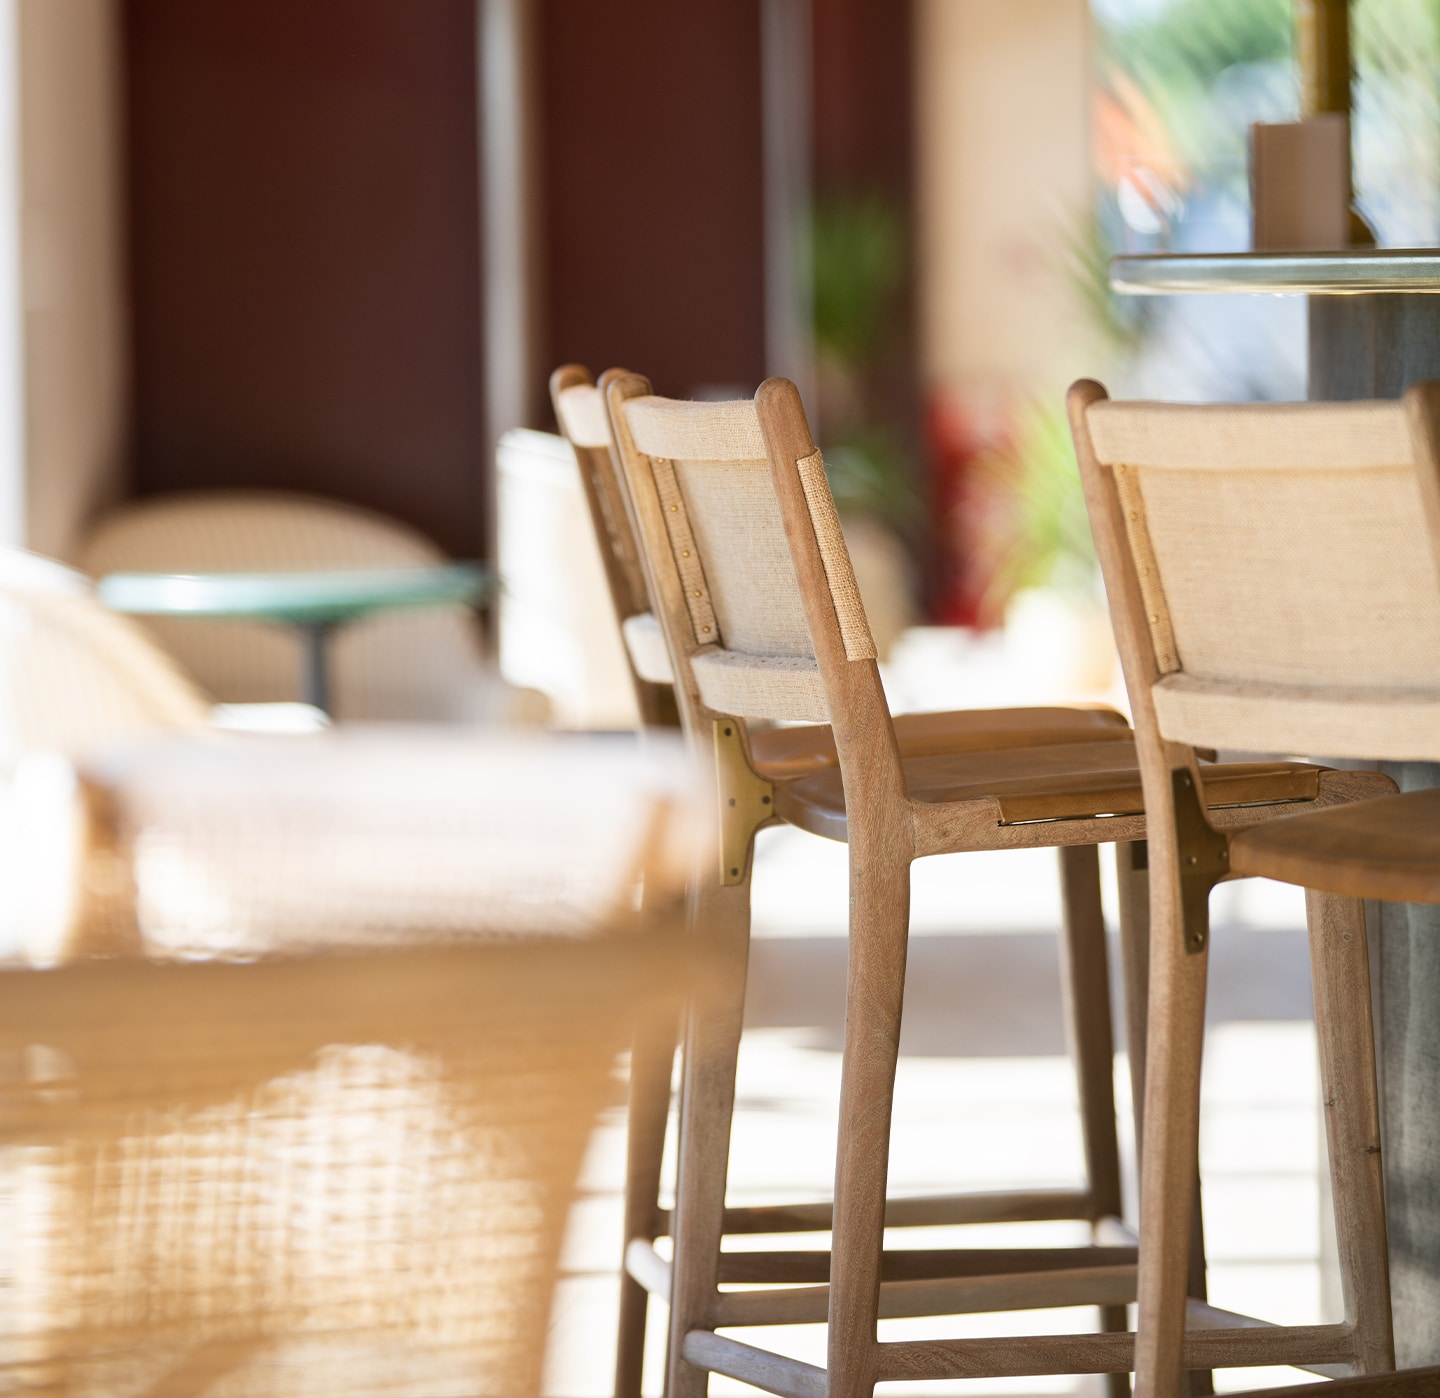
{"left": 544, "top": 827, "right": 1333, "bottom": 1397}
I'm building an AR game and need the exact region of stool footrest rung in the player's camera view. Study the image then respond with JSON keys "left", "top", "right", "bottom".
{"left": 714, "top": 1243, "right": 1137, "bottom": 1286}
{"left": 713, "top": 1262, "right": 1138, "bottom": 1327}
{"left": 655, "top": 1187, "right": 1097, "bottom": 1238}
{"left": 682, "top": 1321, "right": 1358, "bottom": 1387}
{"left": 873, "top": 1323, "right": 1356, "bottom": 1381}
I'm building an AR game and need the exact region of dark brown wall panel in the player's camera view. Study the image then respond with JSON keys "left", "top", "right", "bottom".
{"left": 540, "top": 0, "right": 766, "bottom": 401}
{"left": 125, "top": 0, "right": 483, "bottom": 557}
{"left": 813, "top": 0, "right": 913, "bottom": 195}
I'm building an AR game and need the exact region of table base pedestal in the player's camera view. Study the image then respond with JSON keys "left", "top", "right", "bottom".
{"left": 1311, "top": 295, "right": 1440, "bottom": 1364}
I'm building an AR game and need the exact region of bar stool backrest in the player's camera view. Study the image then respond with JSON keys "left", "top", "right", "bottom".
{"left": 550, "top": 366, "right": 678, "bottom": 726}
{"left": 604, "top": 372, "right": 906, "bottom": 806}
{"left": 601, "top": 378, "right": 861, "bottom": 708}
{"left": 1069, "top": 381, "right": 1440, "bottom": 765}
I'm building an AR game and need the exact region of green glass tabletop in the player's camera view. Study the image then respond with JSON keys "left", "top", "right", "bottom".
{"left": 98, "top": 563, "right": 492, "bottom": 627}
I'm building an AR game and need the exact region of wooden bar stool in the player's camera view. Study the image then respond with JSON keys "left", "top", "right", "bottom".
{"left": 1067, "top": 381, "right": 1440, "bottom": 1395}
{"left": 600, "top": 372, "right": 1388, "bottom": 1398}
{"left": 550, "top": 363, "right": 1142, "bottom": 1397}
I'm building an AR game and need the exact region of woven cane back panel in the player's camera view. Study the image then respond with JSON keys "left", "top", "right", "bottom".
{"left": 1088, "top": 398, "right": 1440, "bottom": 759}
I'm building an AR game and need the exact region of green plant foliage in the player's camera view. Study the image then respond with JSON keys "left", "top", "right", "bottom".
{"left": 972, "top": 400, "right": 1097, "bottom": 614}
{"left": 1104, "top": 0, "right": 1292, "bottom": 106}
{"left": 1061, "top": 208, "right": 1157, "bottom": 360}
{"left": 1353, "top": 0, "right": 1440, "bottom": 240}
{"left": 821, "top": 427, "right": 923, "bottom": 533}
{"left": 809, "top": 191, "right": 907, "bottom": 368}
{"left": 805, "top": 188, "right": 918, "bottom": 531}
{"left": 1098, "top": 0, "right": 1292, "bottom": 211}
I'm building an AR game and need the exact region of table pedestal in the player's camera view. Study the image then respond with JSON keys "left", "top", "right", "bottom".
{"left": 1310, "top": 294, "right": 1440, "bottom": 400}
{"left": 296, "top": 622, "right": 335, "bottom": 713}
{"left": 1312, "top": 294, "right": 1440, "bottom": 1365}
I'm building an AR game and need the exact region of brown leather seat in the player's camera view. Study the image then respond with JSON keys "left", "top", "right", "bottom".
{"left": 1230, "top": 786, "right": 1440, "bottom": 904}
{"left": 748, "top": 705, "right": 1131, "bottom": 781}
{"left": 777, "top": 741, "right": 1325, "bottom": 842}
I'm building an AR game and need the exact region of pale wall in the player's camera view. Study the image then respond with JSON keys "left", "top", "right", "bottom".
{"left": 19, "top": 0, "right": 127, "bottom": 561}
{"left": 916, "top": 0, "right": 1093, "bottom": 400}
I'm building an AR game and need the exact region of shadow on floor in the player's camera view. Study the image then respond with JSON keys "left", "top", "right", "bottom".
{"left": 744, "top": 927, "right": 1315, "bottom": 1057}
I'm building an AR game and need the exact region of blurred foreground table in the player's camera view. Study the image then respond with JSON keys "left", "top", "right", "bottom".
{"left": 68, "top": 726, "right": 694, "bottom": 958}
{"left": 1113, "top": 245, "right": 1440, "bottom": 1364}
{"left": 0, "top": 728, "right": 696, "bottom": 1396}
{"left": 98, "top": 563, "right": 492, "bottom": 713}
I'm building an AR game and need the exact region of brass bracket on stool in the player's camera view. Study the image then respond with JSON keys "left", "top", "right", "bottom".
{"left": 1172, "top": 767, "right": 1230, "bottom": 955}
{"left": 714, "top": 720, "right": 775, "bottom": 886}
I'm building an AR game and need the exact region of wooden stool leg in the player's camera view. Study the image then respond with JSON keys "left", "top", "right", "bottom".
{"left": 826, "top": 845, "right": 912, "bottom": 1398}
{"left": 1057, "top": 846, "right": 1129, "bottom": 1398}
{"left": 665, "top": 876, "right": 753, "bottom": 1398}
{"left": 1116, "top": 841, "right": 1150, "bottom": 1149}
{"left": 1185, "top": 1175, "right": 1215, "bottom": 1398}
{"left": 1134, "top": 893, "right": 1210, "bottom": 1398}
{"left": 1118, "top": 843, "right": 1214, "bottom": 1398}
{"left": 614, "top": 1010, "right": 677, "bottom": 1398}
{"left": 1305, "top": 890, "right": 1394, "bottom": 1375}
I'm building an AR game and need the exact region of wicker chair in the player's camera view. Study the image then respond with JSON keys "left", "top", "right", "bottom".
{"left": 0, "top": 728, "right": 696, "bottom": 1397}
{"left": 0, "top": 547, "right": 210, "bottom": 767}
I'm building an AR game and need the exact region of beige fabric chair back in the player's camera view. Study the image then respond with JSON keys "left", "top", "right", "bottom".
{"left": 494, "top": 425, "right": 640, "bottom": 727}
{"left": 605, "top": 379, "right": 875, "bottom": 725}
{"left": 552, "top": 373, "right": 652, "bottom": 630}
{"left": 1070, "top": 384, "right": 1440, "bottom": 761}
{"left": 80, "top": 492, "right": 499, "bottom": 722}
{"left": 551, "top": 367, "right": 680, "bottom": 728}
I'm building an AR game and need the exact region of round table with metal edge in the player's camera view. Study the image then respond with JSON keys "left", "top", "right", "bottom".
{"left": 98, "top": 563, "right": 492, "bottom": 714}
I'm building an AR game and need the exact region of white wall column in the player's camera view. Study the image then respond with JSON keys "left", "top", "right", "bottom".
{"left": 479, "top": 0, "right": 541, "bottom": 565}
{"left": 17, "top": 0, "right": 128, "bottom": 561}
{"left": 916, "top": 0, "right": 1094, "bottom": 402}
